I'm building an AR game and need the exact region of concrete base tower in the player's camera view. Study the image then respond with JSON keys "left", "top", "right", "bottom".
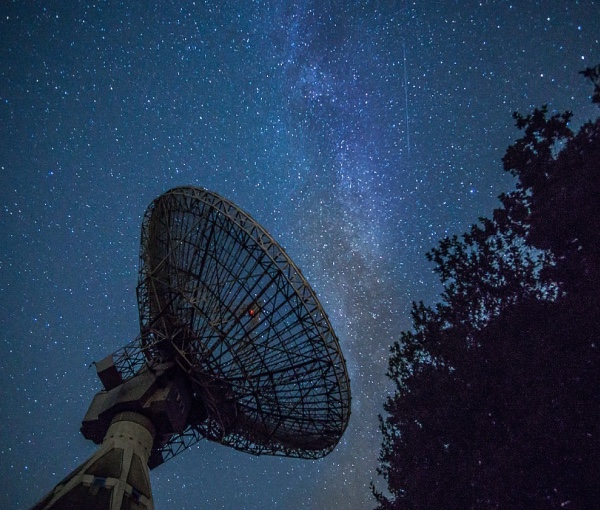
{"left": 32, "top": 412, "right": 155, "bottom": 510}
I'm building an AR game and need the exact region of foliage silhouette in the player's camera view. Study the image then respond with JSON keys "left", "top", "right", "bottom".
{"left": 373, "top": 68, "right": 600, "bottom": 509}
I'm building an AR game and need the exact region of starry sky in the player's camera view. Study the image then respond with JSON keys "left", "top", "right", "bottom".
{"left": 1, "top": 1, "right": 599, "bottom": 508}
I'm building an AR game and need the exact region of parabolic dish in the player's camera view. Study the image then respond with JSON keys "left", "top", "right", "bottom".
{"left": 136, "top": 186, "right": 351, "bottom": 459}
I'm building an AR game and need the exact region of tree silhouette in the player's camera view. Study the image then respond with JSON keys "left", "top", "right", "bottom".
{"left": 373, "top": 68, "right": 600, "bottom": 509}
{"left": 580, "top": 63, "right": 600, "bottom": 105}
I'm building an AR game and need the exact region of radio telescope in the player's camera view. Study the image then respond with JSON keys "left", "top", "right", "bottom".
{"left": 32, "top": 186, "right": 351, "bottom": 510}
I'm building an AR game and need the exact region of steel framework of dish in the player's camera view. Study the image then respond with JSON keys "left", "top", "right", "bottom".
{"left": 32, "top": 186, "right": 351, "bottom": 510}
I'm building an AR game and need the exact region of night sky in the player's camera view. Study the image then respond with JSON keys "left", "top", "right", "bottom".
{"left": 1, "top": 1, "right": 599, "bottom": 508}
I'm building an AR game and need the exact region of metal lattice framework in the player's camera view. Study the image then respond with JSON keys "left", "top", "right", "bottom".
{"left": 131, "top": 186, "right": 350, "bottom": 461}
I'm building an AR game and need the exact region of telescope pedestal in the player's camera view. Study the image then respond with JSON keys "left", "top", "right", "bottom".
{"left": 32, "top": 412, "right": 155, "bottom": 510}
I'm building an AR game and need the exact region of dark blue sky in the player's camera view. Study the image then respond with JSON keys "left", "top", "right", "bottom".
{"left": 1, "top": 1, "right": 599, "bottom": 508}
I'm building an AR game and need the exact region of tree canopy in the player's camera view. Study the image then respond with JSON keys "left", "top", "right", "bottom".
{"left": 373, "top": 66, "right": 600, "bottom": 509}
